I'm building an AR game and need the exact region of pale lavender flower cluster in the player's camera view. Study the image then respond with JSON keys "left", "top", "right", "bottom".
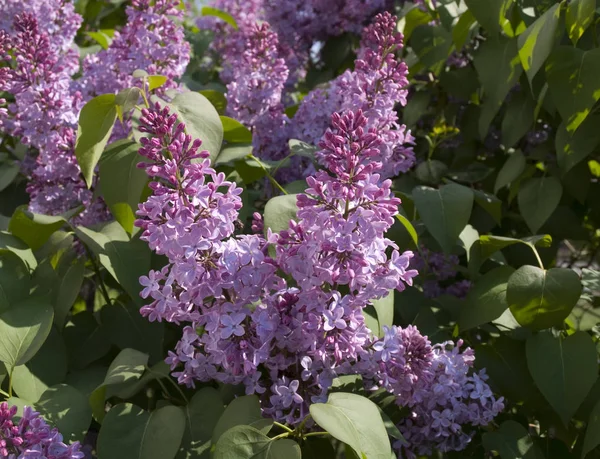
{"left": 393, "top": 341, "right": 504, "bottom": 457}
{"left": 79, "top": 0, "right": 190, "bottom": 98}
{"left": 411, "top": 247, "right": 472, "bottom": 299}
{"left": 226, "top": 24, "right": 290, "bottom": 161}
{"left": 293, "top": 12, "right": 415, "bottom": 178}
{"left": 0, "top": 403, "right": 84, "bottom": 459}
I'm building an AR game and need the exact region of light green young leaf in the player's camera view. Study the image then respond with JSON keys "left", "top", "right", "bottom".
{"left": 75, "top": 94, "right": 118, "bottom": 187}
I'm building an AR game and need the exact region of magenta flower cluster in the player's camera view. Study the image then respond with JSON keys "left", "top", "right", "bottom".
{"left": 0, "top": 403, "right": 84, "bottom": 459}
{"left": 134, "top": 101, "right": 502, "bottom": 454}
{"left": 0, "top": 0, "right": 189, "bottom": 223}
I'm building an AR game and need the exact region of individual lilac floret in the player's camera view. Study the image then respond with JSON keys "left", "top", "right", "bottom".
{"left": 394, "top": 340, "right": 504, "bottom": 457}
{"left": 293, "top": 12, "right": 415, "bottom": 178}
{"left": 0, "top": 402, "right": 84, "bottom": 459}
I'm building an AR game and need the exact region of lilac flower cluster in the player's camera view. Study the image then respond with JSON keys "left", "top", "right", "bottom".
{"left": 292, "top": 12, "right": 415, "bottom": 178}
{"left": 394, "top": 341, "right": 504, "bottom": 457}
{"left": 135, "top": 103, "right": 418, "bottom": 422}
{"left": 0, "top": 9, "right": 92, "bottom": 219}
{"left": 226, "top": 24, "right": 290, "bottom": 161}
{"left": 0, "top": 403, "right": 84, "bottom": 459}
{"left": 0, "top": 0, "right": 190, "bottom": 224}
{"left": 411, "top": 247, "right": 471, "bottom": 299}
{"left": 79, "top": 0, "right": 190, "bottom": 98}
{"left": 359, "top": 329, "right": 503, "bottom": 457}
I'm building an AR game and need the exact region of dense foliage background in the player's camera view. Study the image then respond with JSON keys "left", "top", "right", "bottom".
{"left": 0, "top": 0, "right": 599, "bottom": 458}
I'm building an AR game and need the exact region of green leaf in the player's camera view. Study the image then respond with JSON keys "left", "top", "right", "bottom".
{"left": 582, "top": 397, "right": 600, "bottom": 458}
{"left": 473, "top": 189, "right": 502, "bottom": 225}
{"left": 166, "top": 91, "right": 224, "bottom": 163}
{"left": 148, "top": 75, "right": 168, "bottom": 92}
{"left": 115, "top": 88, "right": 141, "bottom": 117}
{"left": 483, "top": 420, "right": 545, "bottom": 459}
{"left": 507, "top": 266, "right": 581, "bottom": 330}
{"left": 476, "top": 337, "right": 541, "bottom": 404}
{"left": 518, "top": 176, "right": 562, "bottom": 233}
{"left": 212, "top": 395, "right": 265, "bottom": 444}
{"left": 412, "top": 183, "right": 474, "bottom": 253}
{"left": 12, "top": 328, "right": 67, "bottom": 402}
{"left": 0, "top": 250, "right": 30, "bottom": 311}
{"left": 54, "top": 258, "right": 85, "bottom": 328}
{"left": 176, "top": 388, "right": 225, "bottom": 459}
{"left": 555, "top": 114, "right": 600, "bottom": 174}
{"left": 288, "top": 139, "right": 317, "bottom": 159}
{"left": 37, "top": 384, "right": 92, "bottom": 442}
{"left": 474, "top": 37, "right": 523, "bottom": 138}
{"left": 100, "top": 301, "right": 164, "bottom": 363}
{"left": 460, "top": 266, "right": 514, "bottom": 331}
{"left": 0, "top": 231, "right": 37, "bottom": 271}
{"left": 546, "top": 46, "right": 600, "bottom": 134}
{"left": 526, "top": 331, "right": 598, "bottom": 425}
{"left": 501, "top": 91, "right": 535, "bottom": 147}
{"left": 199, "top": 90, "right": 227, "bottom": 115}
{"left": 213, "top": 426, "right": 301, "bottom": 459}
{"left": 263, "top": 194, "right": 298, "bottom": 235}
{"left": 0, "top": 297, "right": 53, "bottom": 368}
{"left": 86, "top": 31, "right": 112, "bottom": 49}
{"left": 0, "top": 161, "right": 19, "bottom": 193}
{"left": 99, "top": 139, "right": 148, "bottom": 234}
{"left": 310, "top": 392, "right": 392, "bottom": 459}
{"left": 101, "top": 348, "right": 148, "bottom": 387}
{"left": 75, "top": 94, "right": 118, "bottom": 187}
{"left": 63, "top": 311, "right": 111, "bottom": 369}
{"left": 452, "top": 9, "right": 476, "bottom": 49}
{"left": 566, "top": 0, "right": 595, "bottom": 44}
{"left": 410, "top": 25, "right": 452, "bottom": 75}
{"left": 394, "top": 214, "right": 418, "bottom": 247}
{"left": 464, "top": 0, "right": 514, "bottom": 34}
{"left": 494, "top": 151, "right": 526, "bottom": 194}
{"left": 75, "top": 221, "right": 151, "bottom": 304}
{"left": 98, "top": 403, "right": 186, "bottom": 459}
{"left": 367, "top": 291, "right": 394, "bottom": 337}
{"left": 517, "top": 3, "right": 561, "bottom": 84}
{"left": 8, "top": 206, "right": 67, "bottom": 250}
{"left": 201, "top": 6, "right": 238, "bottom": 29}
{"left": 415, "top": 160, "right": 447, "bottom": 185}
{"left": 220, "top": 116, "right": 252, "bottom": 143}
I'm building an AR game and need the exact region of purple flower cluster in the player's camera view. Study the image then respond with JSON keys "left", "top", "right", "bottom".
{"left": 0, "top": 10, "right": 91, "bottom": 219}
{"left": 0, "top": 403, "right": 84, "bottom": 459}
{"left": 135, "top": 103, "right": 418, "bottom": 423}
{"left": 292, "top": 12, "right": 415, "bottom": 178}
{"left": 411, "top": 247, "right": 472, "bottom": 299}
{"left": 79, "top": 0, "right": 190, "bottom": 98}
{"left": 226, "top": 24, "right": 290, "bottom": 161}
{"left": 0, "top": 0, "right": 190, "bottom": 224}
{"left": 393, "top": 341, "right": 504, "bottom": 457}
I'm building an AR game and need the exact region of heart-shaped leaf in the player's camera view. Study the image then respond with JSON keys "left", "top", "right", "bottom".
{"left": 507, "top": 266, "right": 581, "bottom": 330}
{"left": 527, "top": 331, "right": 598, "bottom": 425}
